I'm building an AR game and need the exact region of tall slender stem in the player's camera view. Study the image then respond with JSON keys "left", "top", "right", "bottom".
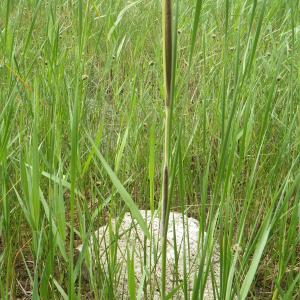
{"left": 161, "top": 0, "right": 172, "bottom": 298}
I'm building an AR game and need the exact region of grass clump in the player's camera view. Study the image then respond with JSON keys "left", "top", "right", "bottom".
{"left": 0, "top": 0, "right": 299, "bottom": 299}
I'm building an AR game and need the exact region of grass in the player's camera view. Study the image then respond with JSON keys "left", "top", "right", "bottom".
{"left": 0, "top": 0, "right": 300, "bottom": 299}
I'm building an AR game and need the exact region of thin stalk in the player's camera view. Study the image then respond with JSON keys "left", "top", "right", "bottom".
{"left": 161, "top": 0, "right": 172, "bottom": 298}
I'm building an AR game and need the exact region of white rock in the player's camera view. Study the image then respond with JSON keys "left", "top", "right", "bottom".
{"left": 77, "top": 210, "right": 219, "bottom": 299}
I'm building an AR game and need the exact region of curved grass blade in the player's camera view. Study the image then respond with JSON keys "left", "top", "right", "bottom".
{"left": 86, "top": 133, "right": 150, "bottom": 239}
{"left": 189, "top": 0, "right": 203, "bottom": 66}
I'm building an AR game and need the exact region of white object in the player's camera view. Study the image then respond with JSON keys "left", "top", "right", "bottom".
{"left": 77, "top": 210, "right": 219, "bottom": 299}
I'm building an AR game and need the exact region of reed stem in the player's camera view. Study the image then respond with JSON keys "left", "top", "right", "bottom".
{"left": 161, "top": 0, "right": 172, "bottom": 298}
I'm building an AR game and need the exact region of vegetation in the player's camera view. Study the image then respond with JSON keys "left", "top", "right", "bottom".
{"left": 0, "top": 0, "right": 299, "bottom": 299}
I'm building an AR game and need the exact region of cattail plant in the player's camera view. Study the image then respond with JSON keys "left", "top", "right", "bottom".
{"left": 161, "top": 0, "right": 172, "bottom": 298}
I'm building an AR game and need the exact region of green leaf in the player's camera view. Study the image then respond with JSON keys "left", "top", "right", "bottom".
{"left": 127, "top": 249, "right": 137, "bottom": 300}
{"left": 240, "top": 223, "right": 271, "bottom": 299}
{"left": 87, "top": 133, "right": 150, "bottom": 239}
{"left": 189, "top": 0, "right": 203, "bottom": 66}
{"left": 53, "top": 278, "right": 68, "bottom": 300}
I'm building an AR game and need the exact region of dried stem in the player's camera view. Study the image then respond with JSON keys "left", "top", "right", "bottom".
{"left": 161, "top": 0, "right": 172, "bottom": 298}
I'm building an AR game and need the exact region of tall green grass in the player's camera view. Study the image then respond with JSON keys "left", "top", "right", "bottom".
{"left": 0, "top": 0, "right": 299, "bottom": 299}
